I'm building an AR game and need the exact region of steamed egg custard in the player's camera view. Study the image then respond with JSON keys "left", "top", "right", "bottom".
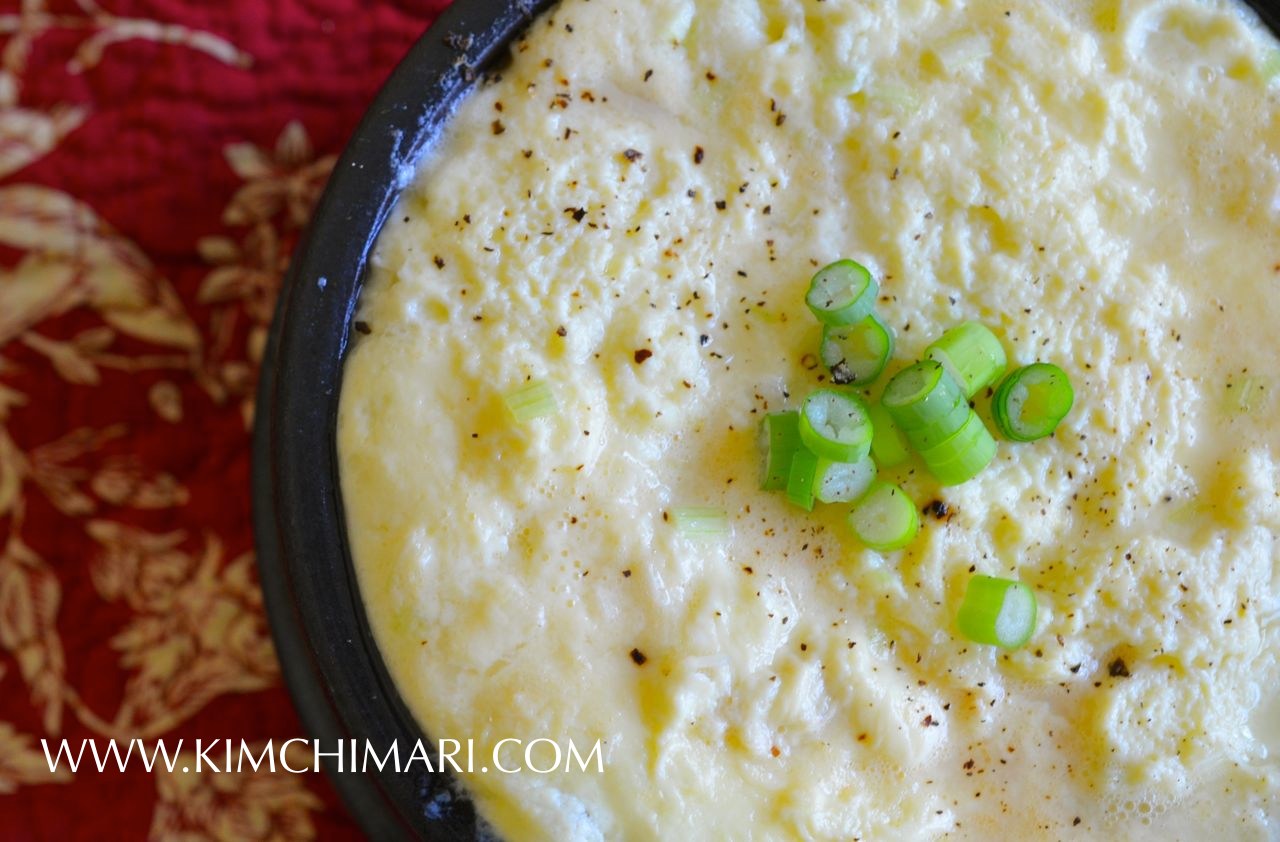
{"left": 337, "top": 0, "right": 1280, "bottom": 838}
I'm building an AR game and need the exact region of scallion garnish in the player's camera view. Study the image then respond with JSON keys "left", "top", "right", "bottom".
{"left": 805, "top": 259, "right": 879, "bottom": 327}
{"left": 786, "top": 447, "right": 821, "bottom": 511}
{"left": 925, "top": 321, "right": 1007, "bottom": 399}
{"left": 991, "top": 363, "right": 1074, "bottom": 442}
{"left": 757, "top": 261, "right": 1072, "bottom": 561}
{"left": 504, "top": 380, "right": 559, "bottom": 422}
{"left": 881, "top": 360, "right": 968, "bottom": 436}
{"left": 815, "top": 454, "right": 877, "bottom": 504}
{"left": 1225, "top": 376, "right": 1266, "bottom": 414}
{"left": 760, "top": 411, "right": 802, "bottom": 490}
{"left": 820, "top": 314, "right": 894, "bottom": 385}
{"left": 868, "top": 402, "right": 910, "bottom": 468}
{"left": 956, "top": 575, "right": 1037, "bottom": 649}
{"left": 672, "top": 506, "right": 730, "bottom": 538}
{"left": 849, "top": 481, "right": 919, "bottom": 551}
{"left": 798, "top": 389, "right": 874, "bottom": 462}
{"left": 916, "top": 410, "right": 997, "bottom": 486}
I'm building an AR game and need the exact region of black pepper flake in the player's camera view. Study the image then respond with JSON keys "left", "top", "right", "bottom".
{"left": 924, "top": 499, "right": 950, "bottom": 520}
{"left": 1073, "top": 818, "right": 1081, "bottom": 826}
{"left": 629, "top": 648, "right": 647, "bottom": 666}
{"left": 693, "top": 146, "right": 704, "bottom": 164}
{"left": 699, "top": 334, "right": 710, "bottom": 346}
{"left": 564, "top": 206, "right": 587, "bottom": 222}
{"left": 643, "top": 68, "right": 653, "bottom": 81}
{"left": 623, "top": 148, "right": 643, "bottom": 162}
{"left": 556, "top": 325, "right": 567, "bottom": 337}
{"left": 491, "top": 119, "right": 505, "bottom": 135}
{"left": 1107, "top": 658, "right": 1130, "bottom": 678}
{"left": 353, "top": 321, "right": 372, "bottom": 335}
{"left": 829, "top": 361, "right": 854, "bottom": 385}
{"left": 775, "top": 112, "right": 786, "bottom": 127}
{"left": 634, "top": 348, "right": 653, "bottom": 364}
{"left": 622, "top": 568, "right": 632, "bottom": 578}
{"left": 521, "top": 149, "right": 533, "bottom": 159}
{"left": 715, "top": 199, "right": 727, "bottom": 211}
{"left": 433, "top": 255, "right": 445, "bottom": 269}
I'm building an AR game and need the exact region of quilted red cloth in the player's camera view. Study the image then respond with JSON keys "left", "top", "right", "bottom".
{"left": 0, "top": 1, "right": 447, "bottom": 838}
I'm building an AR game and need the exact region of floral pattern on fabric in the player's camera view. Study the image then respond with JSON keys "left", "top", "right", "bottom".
{"left": 0, "top": 0, "right": 448, "bottom": 837}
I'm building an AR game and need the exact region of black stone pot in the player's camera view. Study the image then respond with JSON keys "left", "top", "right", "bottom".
{"left": 253, "top": 1, "right": 1280, "bottom": 839}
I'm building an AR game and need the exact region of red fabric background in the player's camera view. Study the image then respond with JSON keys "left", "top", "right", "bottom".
{"left": 0, "top": 1, "right": 449, "bottom": 838}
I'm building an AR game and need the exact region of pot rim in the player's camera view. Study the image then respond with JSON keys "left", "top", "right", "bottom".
{"left": 252, "top": 1, "right": 555, "bottom": 838}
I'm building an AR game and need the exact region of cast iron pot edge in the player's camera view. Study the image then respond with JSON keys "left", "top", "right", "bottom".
{"left": 252, "top": 1, "right": 555, "bottom": 839}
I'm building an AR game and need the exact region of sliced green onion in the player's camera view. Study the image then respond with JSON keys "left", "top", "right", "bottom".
{"left": 991, "top": 363, "right": 1074, "bottom": 442}
{"left": 1224, "top": 376, "right": 1266, "bottom": 415}
{"left": 815, "top": 454, "right": 877, "bottom": 504}
{"left": 925, "top": 322, "right": 1007, "bottom": 399}
{"left": 805, "top": 260, "right": 879, "bottom": 327}
{"left": 672, "top": 506, "right": 729, "bottom": 538}
{"left": 973, "top": 114, "right": 1005, "bottom": 156}
{"left": 820, "top": 314, "right": 894, "bottom": 385}
{"left": 786, "top": 448, "right": 820, "bottom": 511}
{"left": 906, "top": 412, "right": 971, "bottom": 453}
{"left": 868, "top": 402, "right": 909, "bottom": 468}
{"left": 956, "top": 575, "right": 1037, "bottom": 649}
{"left": 866, "top": 83, "right": 921, "bottom": 113}
{"left": 881, "top": 360, "right": 968, "bottom": 435}
{"left": 504, "top": 380, "right": 559, "bottom": 422}
{"left": 849, "top": 482, "right": 919, "bottom": 551}
{"left": 1260, "top": 48, "right": 1280, "bottom": 84}
{"left": 821, "top": 69, "right": 865, "bottom": 97}
{"left": 916, "top": 411, "right": 996, "bottom": 486}
{"left": 933, "top": 32, "right": 989, "bottom": 74}
{"left": 798, "top": 389, "right": 873, "bottom": 462}
{"left": 760, "top": 411, "right": 802, "bottom": 490}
